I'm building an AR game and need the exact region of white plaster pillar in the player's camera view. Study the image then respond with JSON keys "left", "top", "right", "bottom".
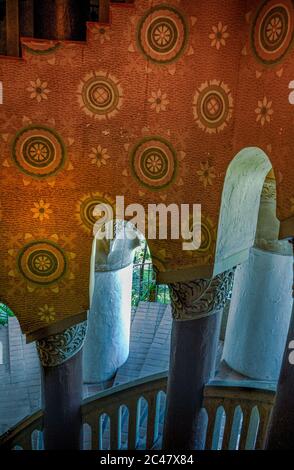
{"left": 223, "top": 173, "right": 293, "bottom": 381}
{"left": 83, "top": 264, "right": 133, "bottom": 384}
{"left": 83, "top": 220, "right": 141, "bottom": 385}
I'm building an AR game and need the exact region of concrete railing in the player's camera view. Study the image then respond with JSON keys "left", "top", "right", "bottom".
{"left": 0, "top": 373, "right": 276, "bottom": 450}
{"left": 203, "top": 380, "right": 275, "bottom": 450}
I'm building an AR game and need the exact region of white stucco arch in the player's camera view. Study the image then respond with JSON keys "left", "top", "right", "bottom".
{"left": 214, "top": 147, "right": 272, "bottom": 276}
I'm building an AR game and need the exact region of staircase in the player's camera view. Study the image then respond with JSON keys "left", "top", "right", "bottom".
{"left": 114, "top": 302, "right": 171, "bottom": 386}
{"left": 0, "top": 307, "right": 277, "bottom": 451}
{"left": 0, "top": 318, "right": 41, "bottom": 436}
{"left": 0, "top": 302, "right": 172, "bottom": 438}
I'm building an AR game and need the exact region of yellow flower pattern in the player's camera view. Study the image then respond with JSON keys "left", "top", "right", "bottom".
{"left": 89, "top": 145, "right": 111, "bottom": 168}
{"left": 197, "top": 162, "right": 217, "bottom": 188}
{"left": 38, "top": 304, "right": 56, "bottom": 323}
{"left": 148, "top": 90, "right": 169, "bottom": 113}
{"left": 255, "top": 97, "right": 273, "bottom": 126}
{"left": 31, "top": 200, "right": 52, "bottom": 222}
{"left": 209, "top": 22, "right": 229, "bottom": 50}
{"left": 27, "top": 78, "right": 50, "bottom": 102}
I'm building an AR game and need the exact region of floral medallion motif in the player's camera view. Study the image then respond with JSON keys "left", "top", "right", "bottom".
{"left": 255, "top": 96, "right": 274, "bottom": 125}
{"left": 187, "top": 216, "right": 215, "bottom": 254}
{"left": 136, "top": 5, "right": 188, "bottom": 64}
{"left": 209, "top": 22, "right": 229, "bottom": 50}
{"left": 31, "top": 200, "right": 52, "bottom": 222}
{"left": 89, "top": 145, "right": 111, "bottom": 167}
{"left": 89, "top": 24, "right": 111, "bottom": 44}
{"left": 130, "top": 137, "right": 177, "bottom": 190}
{"left": 76, "top": 192, "right": 115, "bottom": 235}
{"left": 7, "top": 233, "right": 76, "bottom": 294}
{"left": 27, "top": 78, "right": 50, "bottom": 102}
{"left": 38, "top": 304, "right": 56, "bottom": 323}
{"left": 22, "top": 41, "right": 61, "bottom": 56}
{"left": 181, "top": 214, "right": 217, "bottom": 268}
{"left": 251, "top": 0, "right": 294, "bottom": 65}
{"left": 77, "top": 71, "right": 123, "bottom": 120}
{"left": 197, "top": 161, "right": 217, "bottom": 188}
{"left": 17, "top": 240, "right": 67, "bottom": 286}
{"left": 193, "top": 80, "right": 233, "bottom": 134}
{"left": 148, "top": 89, "right": 169, "bottom": 113}
{"left": 11, "top": 126, "right": 66, "bottom": 179}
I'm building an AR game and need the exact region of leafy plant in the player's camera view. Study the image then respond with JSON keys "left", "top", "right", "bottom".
{"left": 132, "top": 242, "right": 170, "bottom": 307}
{"left": 0, "top": 303, "right": 14, "bottom": 326}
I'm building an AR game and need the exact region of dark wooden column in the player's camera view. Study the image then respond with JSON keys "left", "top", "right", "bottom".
{"left": 36, "top": 321, "right": 87, "bottom": 450}
{"left": 99, "top": 0, "right": 110, "bottom": 23}
{"left": 6, "top": 0, "right": 19, "bottom": 56}
{"left": 34, "top": 0, "right": 89, "bottom": 40}
{"left": 265, "top": 241, "right": 294, "bottom": 449}
{"left": 19, "top": 0, "right": 34, "bottom": 37}
{"left": 163, "top": 270, "right": 235, "bottom": 450}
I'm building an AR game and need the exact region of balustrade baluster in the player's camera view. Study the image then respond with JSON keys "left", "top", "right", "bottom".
{"left": 18, "top": 433, "right": 33, "bottom": 450}
{"left": 87, "top": 417, "right": 99, "bottom": 450}
{"left": 146, "top": 392, "right": 158, "bottom": 449}
{"left": 204, "top": 402, "right": 219, "bottom": 449}
{"left": 255, "top": 406, "right": 272, "bottom": 449}
{"left": 238, "top": 406, "right": 252, "bottom": 450}
{"left": 0, "top": 376, "right": 276, "bottom": 451}
{"left": 110, "top": 408, "right": 121, "bottom": 450}
{"left": 128, "top": 399, "right": 140, "bottom": 450}
{"left": 221, "top": 403, "right": 236, "bottom": 449}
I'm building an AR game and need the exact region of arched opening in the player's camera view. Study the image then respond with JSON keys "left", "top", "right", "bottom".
{"left": 216, "top": 147, "right": 293, "bottom": 382}
{"left": 214, "top": 147, "right": 272, "bottom": 276}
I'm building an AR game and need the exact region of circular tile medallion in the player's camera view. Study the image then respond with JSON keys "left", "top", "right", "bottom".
{"left": 17, "top": 240, "right": 67, "bottom": 286}
{"left": 12, "top": 126, "right": 66, "bottom": 178}
{"left": 131, "top": 137, "right": 177, "bottom": 190}
{"left": 137, "top": 5, "right": 188, "bottom": 64}
{"left": 251, "top": 0, "right": 294, "bottom": 65}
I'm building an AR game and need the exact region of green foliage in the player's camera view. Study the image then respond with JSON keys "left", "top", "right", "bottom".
{"left": 0, "top": 303, "right": 14, "bottom": 326}
{"left": 132, "top": 242, "right": 170, "bottom": 307}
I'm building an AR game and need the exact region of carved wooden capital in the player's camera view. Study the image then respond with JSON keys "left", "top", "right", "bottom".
{"left": 36, "top": 321, "right": 87, "bottom": 367}
{"left": 169, "top": 269, "right": 235, "bottom": 321}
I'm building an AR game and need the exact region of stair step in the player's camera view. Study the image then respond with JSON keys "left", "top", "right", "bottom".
{"left": 0, "top": 317, "right": 41, "bottom": 435}
{"left": 114, "top": 302, "right": 169, "bottom": 386}
{"left": 139, "top": 304, "right": 172, "bottom": 378}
